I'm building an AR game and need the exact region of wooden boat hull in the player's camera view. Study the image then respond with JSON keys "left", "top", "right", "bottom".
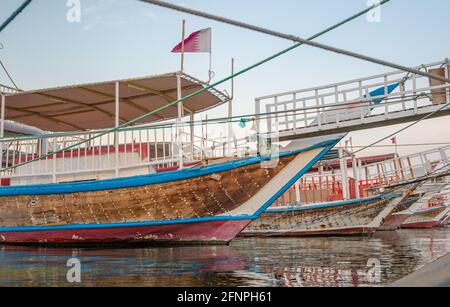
{"left": 401, "top": 206, "right": 448, "bottom": 229}
{"left": 0, "top": 136, "right": 341, "bottom": 245}
{"left": 379, "top": 194, "right": 421, "bottom": 231}
{"left": 241, "top": 194, "right": 399, "bottom": 237}
{"left": 0, "top": 219, "right": 252, "bottom": 245}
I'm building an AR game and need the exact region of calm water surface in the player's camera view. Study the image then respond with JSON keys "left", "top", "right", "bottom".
{"left": 0, "top": 228, "right": 449, "bottom": 287}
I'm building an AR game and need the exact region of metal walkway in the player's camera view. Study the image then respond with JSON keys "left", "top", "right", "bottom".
{"left": 255, "top": 59, "right": 450, "bottom": 141}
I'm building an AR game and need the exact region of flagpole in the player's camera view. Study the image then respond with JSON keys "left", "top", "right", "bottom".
{"left": 180, "top": 19, "right": 185, "bottom": 72}
{"left": 208, "top": 30, "right": 212, "bottom": 83}
{"left": 177, "top": 19, "right": 186, "bottom": 169}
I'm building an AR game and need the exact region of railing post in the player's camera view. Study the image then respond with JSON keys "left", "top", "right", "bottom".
{"left": 52, "top": 138, "right": 57, "bottom": 183}
{"left": 339, "top": 148, "right": 349, "bottom": 200}
{"left": 0, "top": 94, "right": 5, "bottom": 138}
{"left": 446, "top": 58, "right": 450, "bottom": 104}
{"left": 255, "top": 99, "right": 261, "bottom": 152}
{"left": 353, "top": 155, "right": 361, "bottom": 199}
{"left": 0, "top": 94, "right": 4, "bottom": 174}
{"left": 190, "top": 112, "right": 195, "bottom": 161}
{"left": 176, "top": 72, "right": 184, "bottom": 169}
{"left": 115, "top": 81, "right": 120, "bottom": 177}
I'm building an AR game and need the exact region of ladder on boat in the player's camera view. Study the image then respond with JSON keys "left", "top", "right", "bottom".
{"left": 255, "top": 59, "right": 450, "bottom": 141}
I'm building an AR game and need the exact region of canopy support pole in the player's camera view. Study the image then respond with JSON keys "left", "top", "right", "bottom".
{"left": 177, "top": 73, "right": 184, "bottom": 169}
{"left": 0, "top": 94, "right": 5, "bottom": 171}
{"left": 0, "top": 94, "right": 5, "bottom": 138}
{"left": 339, "top": 148, "right": 349, "bottom": 200}
{"left": 227, "top": 58, "right": 234, "bottom": 157}
{"left": 353, "top": 155, "right": 361, "bottom": 199}
{"left": 115, "top": 82, "right": 120, "bottom": 177}
{"left": 190, "top": 112, "right": 194, "bottom": 161}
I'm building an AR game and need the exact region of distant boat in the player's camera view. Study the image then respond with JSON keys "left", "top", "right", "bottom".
{"left": 241, "top": 194, "right": 401, "bottom": 237}
{"left": 401, "top": 189, "right": 450, "bottom": 229}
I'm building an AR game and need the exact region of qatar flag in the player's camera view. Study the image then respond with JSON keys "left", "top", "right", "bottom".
{"left": 172, "top": 28, "right": 212, "bottom": 53}
{"left": 391, "top": 136, "right": 397, "bottom": 145}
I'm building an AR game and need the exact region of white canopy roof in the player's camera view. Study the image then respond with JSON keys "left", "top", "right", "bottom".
{"left": 3, "top": 72, "right": 229, "bottom": 132}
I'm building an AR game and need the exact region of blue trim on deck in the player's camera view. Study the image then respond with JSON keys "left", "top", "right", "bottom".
{"left": 0, "top": 138, "right": 341, "bottom": 197}
{"left": 0, "top": 138, "right": 341, "bottom": 233}
{"left": 265, "top": 194, "right": 400, "bottom": 214}
{"left": 415, "top": 206, "right": 445, "bottom": 215}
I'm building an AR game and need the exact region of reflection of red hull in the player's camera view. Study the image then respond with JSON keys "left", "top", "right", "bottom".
{"left": 379, "top": 214, "right": 412, "bottom": 231}
{"left": 0, "top": 219, "right": 252, "bottom": 245}
{"left": 401, "top": 221, "right": 440, "bottom": 229}
{"left": 241, "top": 226, "right": 377, "bottom": 237}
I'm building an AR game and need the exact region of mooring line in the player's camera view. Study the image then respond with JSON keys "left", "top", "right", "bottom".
{"left": 0, "top": 2, "right": 385, "bottom": 172}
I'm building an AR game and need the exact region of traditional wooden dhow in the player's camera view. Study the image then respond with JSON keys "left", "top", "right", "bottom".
{"left": 0, "top": 136, "right": 342, "bottom": 244}
{"left": 0, "top": 72, "right": 345, "bottom": 245}
{"left": 241, "top": 193, "right": 401, "bottom": 237}
{"left": 401, "top": 192, "right": 450, "bottom": 229}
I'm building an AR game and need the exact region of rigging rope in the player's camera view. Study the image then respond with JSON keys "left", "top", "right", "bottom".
{"left": 0, "top": 58, "right": 19, "bottom": 90}
{"left": 0, "top": 0, "right": 33, "bottom": 33}
{"left": 139, "top": 0, "right": 450, "bottom": 84}
{"left": 0, "top": 1, "right": 387, "bottom": 172}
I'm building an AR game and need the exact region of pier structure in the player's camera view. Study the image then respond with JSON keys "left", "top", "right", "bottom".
{"left": 255, "top": 59, "right": 450, "bottom": 141}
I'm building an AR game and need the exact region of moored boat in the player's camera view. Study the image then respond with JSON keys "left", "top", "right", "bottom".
{"left": 241, "top": 194, "right": 401, "bottom": 237}
{"left": 0, "top": 73, "right": 343, "bottom": 245}
{"left": 401, "top": 191, "right": 450, "bottom": 229}
{"left": 378, "top": 193, "right": 422, "bottom": 231}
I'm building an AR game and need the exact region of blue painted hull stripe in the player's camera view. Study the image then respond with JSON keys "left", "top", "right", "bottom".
{"left": 264, "top": 194, "right": 400, "bottom": 214}
{"left": 0, "top": 138, "right": 341, "bottom": 233}
{"left": 0, "top": 138, "right": 341, "bottom": 196}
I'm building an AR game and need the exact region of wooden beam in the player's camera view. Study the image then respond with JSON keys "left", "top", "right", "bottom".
{"left": 125, "top": 81, "right": 195, "bottom": 114}
{"left": 6, "top": 106, "right": 84, "bottom": 131}
{"left": 11, "top": 84, "right": 200, "bottom": 112}
{"left": 79, "top": 86, "right": 165, "bottom": 120}
{"left": 36, "top": 92, "right": 128, "bottom": 122}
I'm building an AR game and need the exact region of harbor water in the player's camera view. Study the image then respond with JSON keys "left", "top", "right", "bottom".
{"left": 0, "top": 228, "right": 449, "bottom": 287}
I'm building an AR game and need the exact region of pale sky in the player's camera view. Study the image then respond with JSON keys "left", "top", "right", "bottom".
{"left": 0, "top": 0, "right": 449, "bottom": 157}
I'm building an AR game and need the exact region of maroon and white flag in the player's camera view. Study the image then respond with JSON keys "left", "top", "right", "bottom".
{"left": 172, "top": 28, "right": 212, "bottom": 53}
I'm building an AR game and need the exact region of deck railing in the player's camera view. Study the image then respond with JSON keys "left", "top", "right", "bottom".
{"left": 0, "top": 120, "right": 258, "bottom": 186}
{"left": 255, "top": 59, "right": 450, "bottom": 138}
{"left": 0, "top": 83, "right": 19, "bottom": 95}
{"left": 361, "top": 145, "right": 450, "bottom": 187}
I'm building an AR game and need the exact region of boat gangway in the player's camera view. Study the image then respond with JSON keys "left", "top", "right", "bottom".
{"left": 255, "top": 59, "right": 450, "bottom": 141}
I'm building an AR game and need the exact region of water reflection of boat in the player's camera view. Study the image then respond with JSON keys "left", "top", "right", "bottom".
{"left": 0, "top": 244, "right": 247, "bottom": 286}
{"left": 234, "top": 231, "right": 427, "bottom": 287}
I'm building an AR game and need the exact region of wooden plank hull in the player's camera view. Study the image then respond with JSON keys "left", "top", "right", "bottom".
{"left": 0, "top": 137, "right": 341, "bottom": 245}
{"left": 379, "top": 194, "right": 421, "bottom": 231}
{"left": 401, "top": 206, "right": 448, "bottom": 229}
{"left": 241, "top": 195, "right": 399, "bottom": 237}
{"left": 0, "top": 219, "right": 252, "bottom": 245}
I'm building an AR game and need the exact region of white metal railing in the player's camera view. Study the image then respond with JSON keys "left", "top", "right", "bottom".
{"left": 0, "top": 120, "right": 259, "bottom": 186}
{"left": 359, "top": 145, "right": 450, "bottom": 187}
{"left": 0, "top": 83, "right": 19, "bottom": 94}
{"left": 0, "top": 125, "right": 179, "bottom": 185}
{"left": 255, "top": 59, "right": 450, "bottom": 137}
